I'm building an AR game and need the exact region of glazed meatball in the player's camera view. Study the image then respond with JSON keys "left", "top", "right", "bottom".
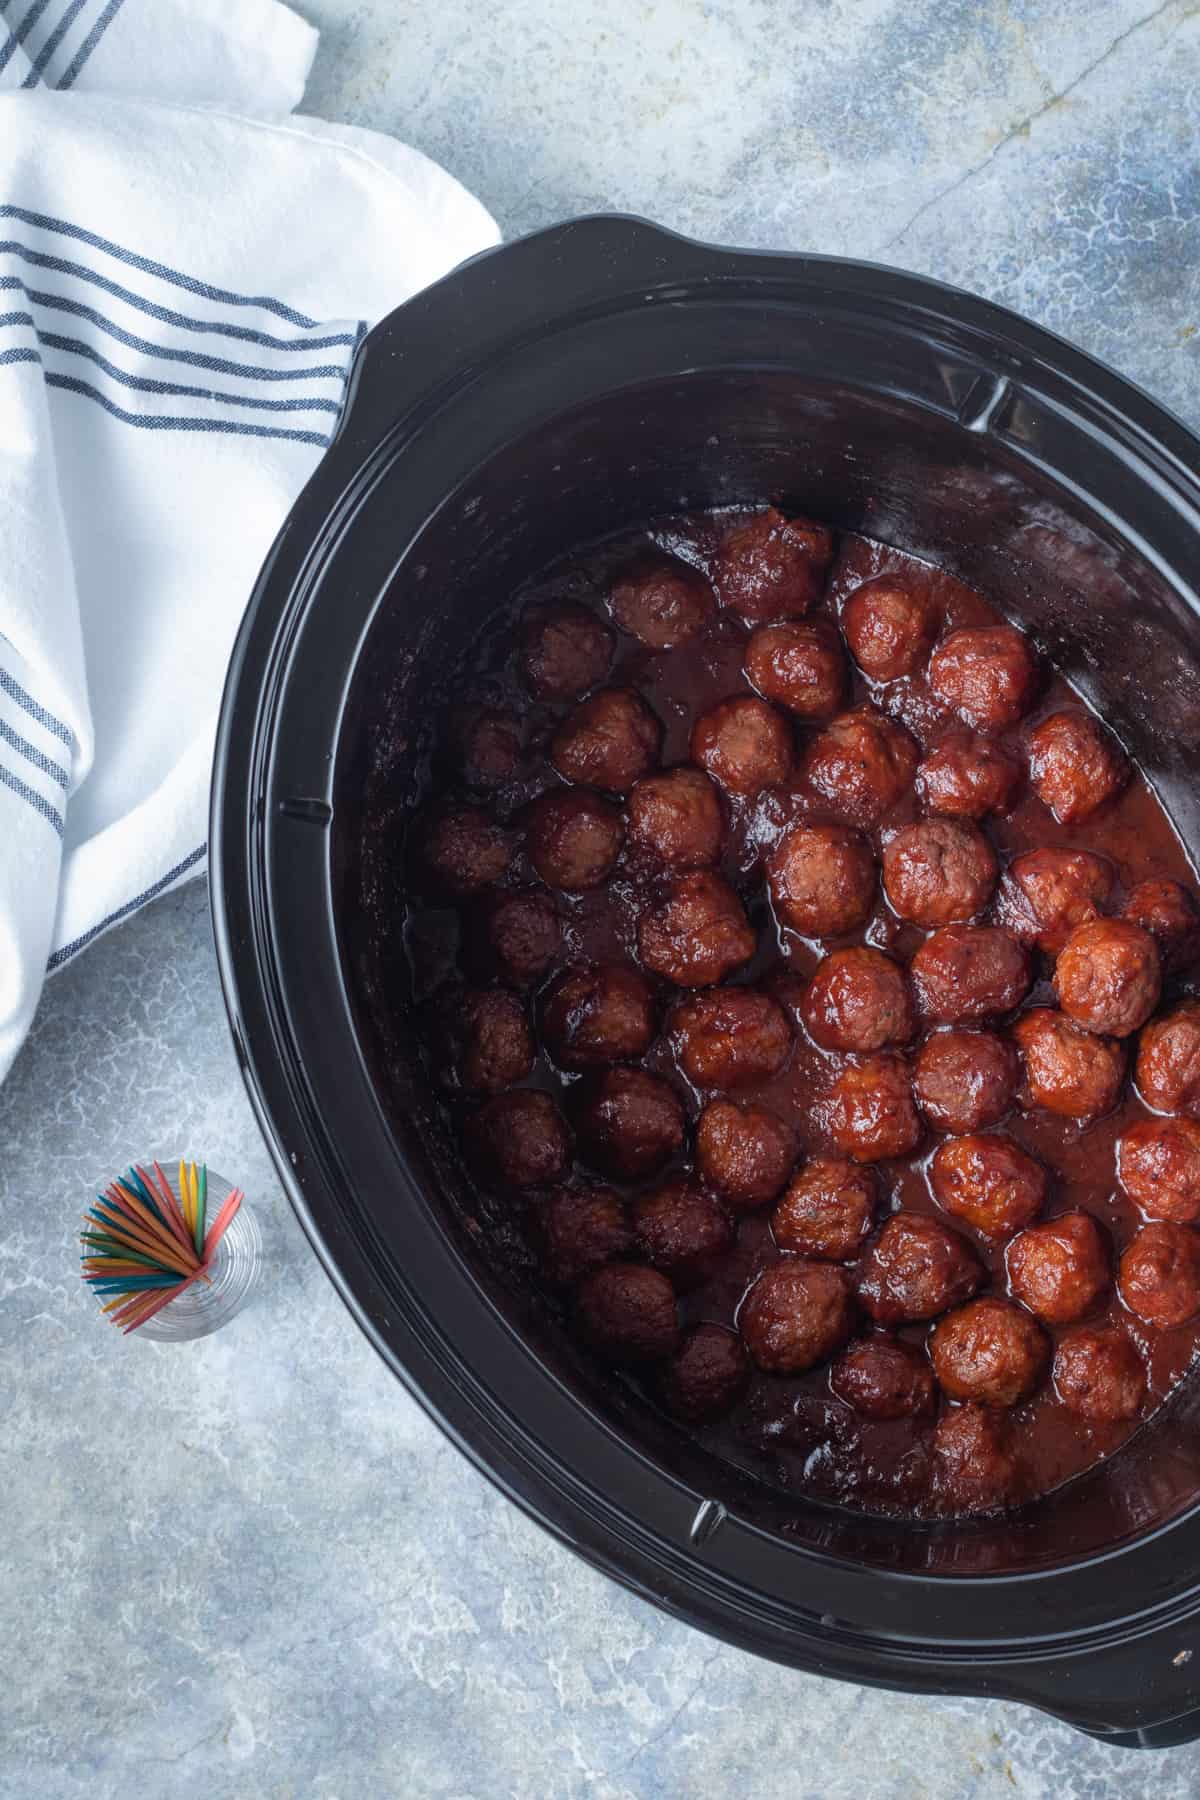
{"left": 656, "top": 1323, "right": 750, "bottom": 1421}
{"left": 525, "top": 788, "right": 625, "bottom": 891}
{"left": 520, "top": 601, "right": 613, "bottom": 699}
{"left": 712, "top": 506, "right": 834, "bottom": 621}
{"left": 475, "top": 887, "right": 561, "bottom": 986}
{"left": 535, "top": 1185, "right": 632, "bottom": 1287}
{"left": 1136, "top": 1001, "right": 1200, "bottom": 1119}
{"left": 802, "top": 707, "right": 919, "bottom": 828}
{"left": 540, "top": 963, "right": 656, "bottom": 1070}
{"left": 637, "top": 870, "right": 756, "bottom": 988}
{"left": 627, "top": 766, "right": 723, "bottom": 870}
{"left": 420, "top": 803, "right": 514, "bottom": 898}
{"left": 930, "top": 1297, "right": 1049, "bottom": 1407}
{"left": 767, "top": 821, "right": 877, "bottom": 938}
{"left": 801, "top": 948, "right": 915, "bottom": 1052}
{"left": 842, "top": 573, "right": 938, "bottom": 681}
{"left": 575, "top": 1262, "right": 680, "bottom": 1364}
{"left": 929, "top": 1134, "right": 1047, "bottom": 1244}
{"left": 1007, "top": 1210, "right": 1109, "bottom": 1325}
{"left": 573, "top": 1067, "right": 686, "bottom": 1180}
{"left": 857, "top": 1212, "right": 984, "bottom": 1324}
{"left": 915, "top": 730, "right": 1019, "bottom": 821}
{"left": 772, "top": 1156, "right": 876, "bottom": 1260}
{"left": 827, "top": 1053, "right": 922, "bottom": 1162}
{"left": 998, "top": 848, "right": 1114, "bottom": 955}
{"left": 1117, "top": 1116, "right": 1200, "bottom": 1223}
{"left": 448, "top": 704, "right": 522, "bottom": 788}
{"left": 1119, "top": 1222, "right": 1200, "bottom": 1328}
{"left": 910, "top": 925, "right": 1032, "bottom": 1024}
{"left": 609, "top": 557, "right": 714, "bottom": 649}
{"left": 470, "top": 1089, "right": 573, "bottom": 1190}
{"left": 928, "top": 624, "right": 1037, "bottom": 733}
{"left": 739, "top": 1259, "right": 855, "bottom": 1373}
{"left": 1053, "top": 918, "right": 1161, "bottom": 1039}
{"left": 1012, "top": 1008, "right": 1126, "bottom": 1122}
{"left": 913, "top": 1030, "right": 1019, "bottom": 1133}
{"left": 882, "top": 819, "right": 997, "bottom": 928}
{"left": 632, "top": 1179, "right": 735, "bottom": 1290}
{"left": 437, "top": 988, "right": 534, "bottom": 1093}
{"left": 932, "top": 1404, "right": 1021, "bottom": 1514}
{"left": 744, "top": 619, "right": 845, "bottom": 718}
{"left": 695, "top": 1099, "right": 795, "bottom": 1211}
{"left": 1122, "top": 879, "right": 1200, "bottom": 974}
{"left": 830, "top": 1336, "right": 936, "bottom": 1419}
{"left": 671, "top": 988, "right": 792, "bottom": 1090}
{"left": 1028, "top": 710, "right": 1128, "bottom": 824}
{"left": 549, "top": 687, "right": 662, "bottom": 795}
{"left": 1053, "top": 1327, "right": 1146, "bottom": 1423}
{"left": 690, "top": 695, "right": 793, "bottom": 797}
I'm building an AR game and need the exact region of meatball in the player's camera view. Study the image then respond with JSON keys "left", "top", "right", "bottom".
{"left": 739, "top": 1259, "right": 855, "bottom": 1373}
{"left": 801, "top": 948, "right": 915, "bottom": 1053}
{"left": 802, "top": 707, "right": 919, "bottom": 828}
{"left": 656, "top": 1323, "right": 750, "bottom": 1421}
{"left": 448, "top": 704, "right": 522, "bottom": 788}
{"left": 827, "top": 1052, "right": 922, "bottom": 1162}
{"left": 549, "top": 687, "right": 661, "bottom": 795}
{"left": 695, "top": 1100, "right": 795, "bottom": 1211}
{"left": 744, "top": 619, "right": 845, "bottom": 718}
{"left": 469, "top": 1089, "right": 572, "bottom": 1189}
{"left": 609, "top": 557, "right": 714, "bottom": 649}
{"left": 712, "top": 506, "right": 834, "bottom": 621}
{"left": 627, "top": 766, "right": 724, "bottom": 871}
{"left": 575, "top": 1262, "right": 680, "bottom": 1364}
{"left": 525, "top": 788, "right": 625, "bottom": 891}
{"left": 1053, "top": 918, "right": 1161, "bottom": 1039}
{"left": 767, "top": 821, "right": 877, "bottom": 938}
{"left": 1028, "top": 710, "right": 1128, "bottom": 824}
{"left": 930, "top": 1297, "right": 1049, "bottom": 1407}
{"left": 928, "top": 624, "right": 1038, "bottom": 733}
{"left": 932, "top": 1404, "right": 1021, "bottom": 1514}
{"left": 1012, "top": 1008, "right": 1126, "bottom": 1122}
{"left": 772, "top": 1156, "right": 876, "bottom": 1260}
{"left": 882, "top": 819, "right": 997, "bottom": 928}
{"left": 1006, "top": 1210, "right": 1110, "bottom": 1325}
{"left": 830, "top": 1336, "right": 936, "bottom": 1419}
{"left": 637, "top": 870, "right": 756, "bottom": 988}
{"left": 475, "top": 888, "right": 561, "bottom": 986}
{"left": 915, "top": 730, "right": 1019, "bottom": 821}
{"left": 842, "top": 573, "right": 938, "bottom": 681}
{"left": 857, "top": 1212, "right": 984, "bottom": 1324}
{"left": 1053, "top": 1327, "right": 1146, "bottom": 1423}
{"left": 1136, "top": 1001, "right": 1200, "bottom": 1119}
{"left": 671, "top": 988, "right": 792, "bottom": 1090}
{"left": 535, "top": 1185, "right": 632, "bottom": 1287}
{"left": 1117, "top": 1116, "right": 1200, "bottom": 1223}
{"left": 540, "top": 963, "right": 656, "bottom": 1070}
{"left": 910, "top": 925, "right": 1031, "bottom": 1024}
{"left": 1122, "top": 879, "right": 1200, "bottom": 974}
{"left": 1118, "top": 1222, "right": 1200, "bottom": 1328}
{"left": 438, "top": 988, "right": 534, "bottom": 1093}
{"left": 520, "top": 601, "right": 613, "bottom": 699}
{"left": 997, "top": 848, "right": 1114, "bottom": 955}
{"left": 420, "top": 804, "right": 514, "bottom": 897}
{"left": 930, "top": 1134, "right": 1047, "bottom": 1244}
{"left": 913, "top": 1030, "right": 1020, "bottom": 1133}
{"left": 632, "top": 1179, "right": 735, "bottom": 1290}
{"left": 573, "top": 1067, "right": 686, "bottom": 1180}
{"left": 690, "top": 695, "right": 793, "bottom": 797}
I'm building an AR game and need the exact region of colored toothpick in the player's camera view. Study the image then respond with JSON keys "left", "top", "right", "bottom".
{"left": 80, "top": 1160, "right": 244, "bottom": 1334}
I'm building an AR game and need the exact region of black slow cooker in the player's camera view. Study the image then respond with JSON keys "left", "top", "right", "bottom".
{"left": 210, "top": 217, "right": 1200, "bottom": 1747}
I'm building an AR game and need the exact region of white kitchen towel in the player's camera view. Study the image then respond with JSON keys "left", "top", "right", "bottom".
{"left": 0, "top": 0, "right": 500, "bottom": 1082}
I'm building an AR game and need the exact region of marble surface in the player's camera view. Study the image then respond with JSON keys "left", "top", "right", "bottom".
{"left": 5, "top": 2, "right": 1200, "bottom": 1794}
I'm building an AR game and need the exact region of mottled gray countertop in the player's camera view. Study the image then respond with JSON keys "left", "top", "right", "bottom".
{"left": 5, "top": 2, "right": 1200, "bottom": 1795}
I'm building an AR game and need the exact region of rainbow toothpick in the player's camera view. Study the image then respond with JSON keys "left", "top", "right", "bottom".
{"left": 80, "top": 1160, "right": 243, "bottom": 1335}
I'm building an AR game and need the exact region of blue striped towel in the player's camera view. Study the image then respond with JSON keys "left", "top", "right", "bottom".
{"left": 0, "top": 0, "right": 498, "bottom": 1081}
